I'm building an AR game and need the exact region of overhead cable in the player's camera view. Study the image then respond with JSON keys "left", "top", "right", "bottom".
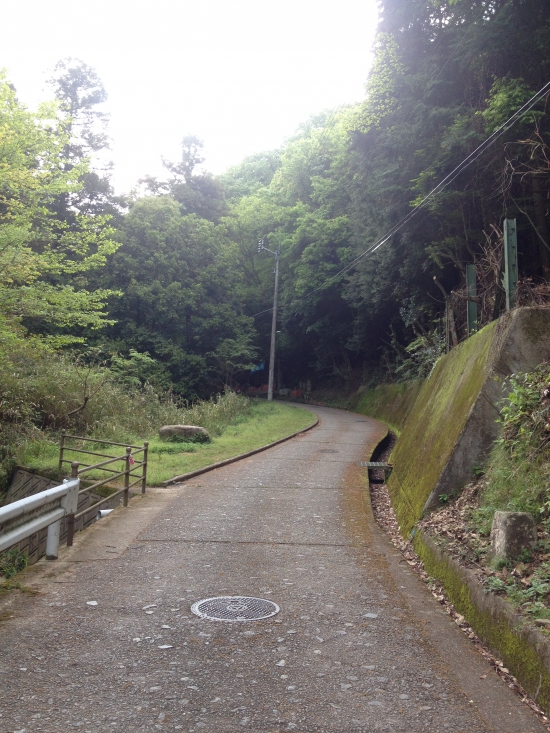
{"left": 252, "top": 78, "right": 550, "bottom": 318}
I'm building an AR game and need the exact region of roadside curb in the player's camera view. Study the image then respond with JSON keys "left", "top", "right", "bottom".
{"left": 160, "top": 413, "right": 320, "bottom": 487}
{"left": 415, "top": 529, "right": 550, "bottom": 714}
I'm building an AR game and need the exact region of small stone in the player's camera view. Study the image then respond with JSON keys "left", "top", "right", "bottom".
{"left": 535, "top": 619, "right": 550, "bottom": 627}
{"left": 314, "top": 650, "right": 322, "bottom": 654}
{"left": 340, "top": 683, "right": 352, "bottom": 690}
{"left": 489, "top": 511, "right": 537, "bottom": 562}
{"left": 158, "top": 644, "right": 173, "bottom": 649}
{"left": 142, "top": 605, "right": 157, "bottom": 610}
{"left": 86, "top": 601, "right": 98, "bottom": 606}
{"left": 276, "top": 660, "right": 286, "bottom": 666}
{"left": 132, "top": 638, "right": 142, "bottom": 642}
{"left": 399, "top": 694, "right": 409, "bottom": 699}
{"left": 368, "top": 700, "right": 382, "bottom": 706}
{"left": 364, "top": 613, "right": 378, "bottom": 619}
{"left": 161, "top": 625, "right": 171, "bottom": 629}
{"left": 159, "top": 425, "right": 210, "bottom": 441}
{"left": 146, "top": 611, "right": 154, "bottom": 615}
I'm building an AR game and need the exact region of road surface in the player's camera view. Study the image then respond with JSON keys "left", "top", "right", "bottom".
{"left": 0, "top": 405, "right": 545, "bottom": 732}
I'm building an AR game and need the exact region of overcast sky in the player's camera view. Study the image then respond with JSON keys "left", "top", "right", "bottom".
{"left": 2, "top": 0, "right": 379, "bottom": 193}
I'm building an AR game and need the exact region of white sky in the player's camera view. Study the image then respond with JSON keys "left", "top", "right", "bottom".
{"left": 2, "top": 0, "right": 379, "bottom": 194}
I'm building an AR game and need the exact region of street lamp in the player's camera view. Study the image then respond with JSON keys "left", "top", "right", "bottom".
{"left": 258, "top": 239, "right": 280, "bottom": 401}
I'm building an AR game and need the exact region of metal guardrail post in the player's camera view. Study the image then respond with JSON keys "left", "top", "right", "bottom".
{"left": 58, "top": 429, "right": 66, "bottom": 472}
{"left": 142, "top": 441, "right": 149, "bottom": 494}
{"left": 66, "top": 461, "right": 79, "bottom": 547}
{"left": 46, "top": 520, "right": 61, "bottom": 560}
{"left": 123, "top": 447, "right": 131, "bottom": 507}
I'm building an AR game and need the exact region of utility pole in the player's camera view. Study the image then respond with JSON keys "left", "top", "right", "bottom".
{"left": 258, "top": 239, "right": 280, "bottom": 401}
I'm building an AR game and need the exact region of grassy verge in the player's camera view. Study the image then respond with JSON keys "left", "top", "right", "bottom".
{"left": 20, "top": 401, "right": 316, "bottom": 487}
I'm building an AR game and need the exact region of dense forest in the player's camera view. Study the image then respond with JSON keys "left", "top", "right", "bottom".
{"left": 1, "top": 0, "right": 550, "bottom": 479}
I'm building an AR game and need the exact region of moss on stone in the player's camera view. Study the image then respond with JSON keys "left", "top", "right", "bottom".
{"left": 415, "top": 532, "right": 550, "bottom": 713}
{"left": 353, "top": 381, "right": 424, "bottom": 436}
{"left": 387, "top": 322, "right": 497, "bottom": 536}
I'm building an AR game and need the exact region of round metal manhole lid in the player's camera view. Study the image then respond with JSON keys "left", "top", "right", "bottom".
{"left": 191, "top": 596, "right": 280, "bottom": 622}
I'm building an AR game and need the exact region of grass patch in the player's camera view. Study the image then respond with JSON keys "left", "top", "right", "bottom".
{"left": 146, "top": 401, "right": 315, "bottom": 484}
{"left": 20, "top": 401, "right": 315, "bottom": 487}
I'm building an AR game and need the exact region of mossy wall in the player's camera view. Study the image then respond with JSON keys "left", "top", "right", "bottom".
{"left": 352, "top": 381, "right": 424, "bottom": 436}
{"left": 388, "top": 322, "right": 497, "bottom": 536}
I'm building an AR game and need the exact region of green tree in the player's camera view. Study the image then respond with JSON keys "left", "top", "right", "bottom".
{"left": 142, "top": 135, "right": 228, "bottom": 223}
{"left": 48, "top": 58, "right": 125, "bottom": 221}
{"left": 102, "top": 197, "right": 256, "bottom": 396}
{"left": 0, "top": 71, "right": 119, "bottom": 345}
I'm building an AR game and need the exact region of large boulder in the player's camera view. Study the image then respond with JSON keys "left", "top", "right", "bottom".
{"left": 489, "top": 511, "right": 537, "bottom": 563}
{"left": 159, "top": 425, "right": 210, "bottom": 443}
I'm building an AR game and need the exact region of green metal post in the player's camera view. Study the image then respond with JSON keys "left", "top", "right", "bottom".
{"left": 504, "top": 218, "right": 518, "bottom": 310}
{"left": 466, "top": 264, "right": 478, "bottom": 336}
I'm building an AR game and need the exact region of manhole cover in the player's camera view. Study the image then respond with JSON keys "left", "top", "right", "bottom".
{"left": 191, "top": 596, "right": 280, "bottom": 622}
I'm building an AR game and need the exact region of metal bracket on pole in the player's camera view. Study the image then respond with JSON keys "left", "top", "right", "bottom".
{"left": 504, "top": 218, "right": 518, "bottom": 310}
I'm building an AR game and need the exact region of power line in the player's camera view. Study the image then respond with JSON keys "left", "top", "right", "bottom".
{"left": 251, "top": 77, "right": 550, "bottom": 316}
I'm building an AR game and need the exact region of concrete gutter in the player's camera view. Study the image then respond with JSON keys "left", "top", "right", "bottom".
{"left": 160, "top": 413, "right": 320, "bottom": 486}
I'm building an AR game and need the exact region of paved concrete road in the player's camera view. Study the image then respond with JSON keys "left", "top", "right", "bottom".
{"left": 0, "top": 405, "right": 546, "bottom": 733}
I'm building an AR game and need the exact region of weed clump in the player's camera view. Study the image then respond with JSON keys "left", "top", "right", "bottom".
{"left": 0, "top": 548, "right": 28, "bottom": 579}
{"left": 474, "top": 361, "right": 550, "bottom": 530}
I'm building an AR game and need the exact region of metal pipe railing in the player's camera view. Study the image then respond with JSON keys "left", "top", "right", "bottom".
{"left": 59, "top": 434, "right": 149, "bottom": 546}
{"left": 0, "top": 477, "right": 80, "bottom": 559}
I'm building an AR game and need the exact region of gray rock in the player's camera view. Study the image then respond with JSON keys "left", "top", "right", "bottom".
{"left": 489, "top": 511, "right": 537, "bottom": 562}
{"left": 158, "top": 425, "right": 210, "bottom": 442}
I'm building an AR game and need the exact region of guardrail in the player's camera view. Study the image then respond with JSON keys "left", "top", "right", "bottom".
{"left": 0, "top": 478, "right": 80, "bottom": 561}
{"left": 59, "top": 432, "right": 148, "bottom": 546}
